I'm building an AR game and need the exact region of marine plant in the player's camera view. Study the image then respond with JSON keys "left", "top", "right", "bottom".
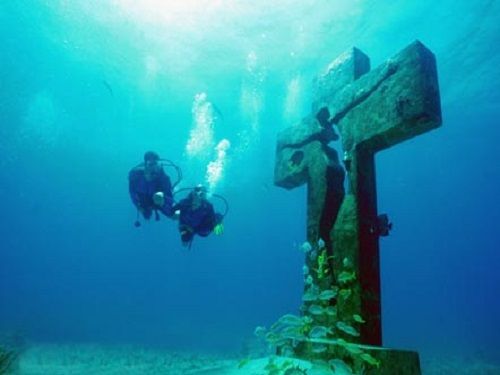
{"left": 252, "top": 240, "right": 384, "bottom": 374}
{"left": 315, "top": 250, "right": 334, "bottom": 280}
{"left": 0, "top": 336, "right": 23, "bottom": 374}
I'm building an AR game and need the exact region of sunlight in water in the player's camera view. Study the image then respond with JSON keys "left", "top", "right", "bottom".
{"left": 113, "top": 0, "right": 225, "bottom": 27}
{"left": 283, "top": 75, "right": 303, "bottom": 125}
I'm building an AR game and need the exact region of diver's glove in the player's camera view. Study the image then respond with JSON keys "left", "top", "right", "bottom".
{"left": 214, "top": 223, "right": 224, "bottom": 236}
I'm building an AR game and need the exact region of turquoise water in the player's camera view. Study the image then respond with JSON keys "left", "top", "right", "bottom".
{"left": 1, "top": 0, "right": 499, "bottom": 369}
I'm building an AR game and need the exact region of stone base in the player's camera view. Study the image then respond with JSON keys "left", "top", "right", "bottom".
{"left": 294, "top": 339, "right": 421, "bottom": 374}
{"left": 361, "top": 346, "right": 420, "bottom": 375}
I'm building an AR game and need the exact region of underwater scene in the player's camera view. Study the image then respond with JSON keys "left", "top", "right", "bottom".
{"left": 1, "top": 1, "right": 499, "bottom": 374}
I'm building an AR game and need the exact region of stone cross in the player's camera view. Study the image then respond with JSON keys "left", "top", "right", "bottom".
{"left": 274, "top": 41, "right": 441, "bottom": 348}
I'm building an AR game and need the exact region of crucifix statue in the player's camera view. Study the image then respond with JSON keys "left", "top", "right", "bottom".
{"left": 274, "top": 41, "right": 441, "bottom": 369}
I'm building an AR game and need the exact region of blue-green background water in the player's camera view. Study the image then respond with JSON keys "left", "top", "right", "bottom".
{"left": 1, "top": 0, "right": 499, "bottom": 366}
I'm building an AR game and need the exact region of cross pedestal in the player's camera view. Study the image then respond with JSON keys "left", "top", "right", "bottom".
{"left": 274, "top": 41, "right": 441, "bottom": 374}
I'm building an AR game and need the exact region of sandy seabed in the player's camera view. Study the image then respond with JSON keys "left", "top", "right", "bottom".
{"left": 10, "top": 343, "right": 500, "bottom": 374}
{"left": 16, "top": 343, "right": 239, "bottom": 375}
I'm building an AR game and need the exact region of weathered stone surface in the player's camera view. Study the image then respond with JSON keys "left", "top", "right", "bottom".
{"left": 273, "top": 40, "right": 441, "bottom": 368}
{"left": 337, "top": 41, "right": 441, "bottom": 154}
{"left": 274, "top": 115, "right": 345, "bottom": 292}
{"left": 327, "top": 40, "right": 441, "bottom": 346}
{"left": 274, "top": 104, "right": 346, "bottom": 247}
{"left": 312, "top": 47, "right": 371, "bottom": 114}
{"left": 274, "top": 115, "right": 323, "bottom": 189}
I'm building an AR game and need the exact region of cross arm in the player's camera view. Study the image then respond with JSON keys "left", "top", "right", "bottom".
{"left": 336, "top": 41, "right": 442, "bottom": 154}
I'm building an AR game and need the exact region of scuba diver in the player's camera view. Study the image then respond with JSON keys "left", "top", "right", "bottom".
{"left": 129, "top": 151, "right": 182, "bottom": 226}
{"left": 173, "top": 185, "right": 226, "bottom": 248}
